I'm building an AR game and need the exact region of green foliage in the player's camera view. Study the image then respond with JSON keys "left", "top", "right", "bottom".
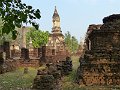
{"left": 0, "top": 67, "right": 37, "bottom": 90}
{"left": 26, "top": 27, "right": 49, "bottom": 48}
{"left": 65, "top": 31, "right": 79, "bottom": 53}
{"left": 71, "top": 36, "right": 79, "bottom": 53}
{"left": 65, "top": 31, "right": 72, "bottom": 51}
{"left": 0, "top": 19, "right": 2, "bottom": 36}
{"left": 0, "top": 18, "right": 3, "bottom": 45}
{"left": 0, "top": 0, "right": 41, "bottom": 39}
{"left": 0, "top": 18, "right": 12, "bottom": 45}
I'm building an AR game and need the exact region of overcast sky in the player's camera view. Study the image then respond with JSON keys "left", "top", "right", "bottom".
{"left": 22, "top": 0, "right": 120, "bottom": 41}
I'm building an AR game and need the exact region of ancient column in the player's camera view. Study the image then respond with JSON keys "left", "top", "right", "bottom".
{"left": 3, "top": 41, "right": 10, "bottom": 59}
{"left": 21, "top": 48, "right": 29, "bottom": 60}
{"left": 21, "top": 26, "right": 26, "bottom": 48}
{"left": 21, "top": 26, "right": 29, "bottom": 60}
{"left": 42, "top": 46, "right": 46, "bottom": 57}
{"left": 40, "top": 46, "right": 47, "bottom": 62}
{"left": 0, "top": 45, "right": 4, "bottom": 64}
{"left": 38, "top": 48, "right": 42, "bottom": 58}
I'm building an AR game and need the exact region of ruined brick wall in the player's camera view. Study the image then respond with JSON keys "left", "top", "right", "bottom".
{"left": 0, "top": 60, "right": 17, "bottom": 74}
{"left": 11, "top": 49, "right": 21, "bottom": 58}
{"left": 33, "top": 57, "right": 72, "bottom": 90}
{"left": 40, "top": 46, "right": 68, "bottom": 63}
{"left": 0, "top": 43, "right": 17, "bottom": 74}
{"left": 76, "top": 14, "right": 120, "bottom": 86}
{"left": 17, "top": 59, "right": 40, "bottom": 67}
{"left": 29, "top": 48, "right": 39, "bottom": 58}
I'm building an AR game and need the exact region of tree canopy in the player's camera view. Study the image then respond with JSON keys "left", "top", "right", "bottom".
{"left": 0, "top": 18, "right": 12, "bottom": 45}
{"left": 0, "top": 0, "right": 41, "bottom": 39}
{"left": 26, "top": 27, "right": 49, "bottom": 48}
{"left": 65, "top": 31, "right": 79, "bottom": 53}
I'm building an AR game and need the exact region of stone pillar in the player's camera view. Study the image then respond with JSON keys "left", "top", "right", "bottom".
{"left": 3, "top": 41, "right": 10, "bottom": 59}
{"left": 0, "top": 44, "right": 4, "bottom": 73}
{"left": 20, "top": 26, "right": 30, "bottom": 60}
{"left": 40, "top": 46, "right": 47, "bottom": 62}
{"left": 0, "top": 52, "right": 4, "bottom": 64}
{"left": 42, "top": 46, "right": 46, "bottom": 57}
{"left": 21, "top": 48, "right": 29, "bottom": 60}
{"left": 38, "top": 48, "right": 42, "bottom": 58}
{"left": 21, "top": 26, "right": 26, "bottom": 48}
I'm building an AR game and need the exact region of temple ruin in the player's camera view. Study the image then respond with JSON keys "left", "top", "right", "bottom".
{"left": 40, "top": 6, "right": 68, "bottom": 63}
{"left": 76, "top": 14, "right": 120, "bottom": 86}
{"left": 2, "top": 6, "right": 69, "bottom": 68}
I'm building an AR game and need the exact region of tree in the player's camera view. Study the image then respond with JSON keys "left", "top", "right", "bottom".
{"left": 0, "top": 18, "right": 12, "bottom": 45}
{"left": 71, "top": 36, "right": 79, "bottom": 53}
{"left": 26, "top": 27, "right": 49, "bottom": 48}
{"left": 0, "top": 19, "right": 3, "bottom": 45}
{"left": 65, "top": 31, "right": 72, "bottom": 51}
{"left": 65, "top": 31, "right": 79, "bottom": 53}
{"left": 0, "top": 0, "right": 41, "bottom": 39}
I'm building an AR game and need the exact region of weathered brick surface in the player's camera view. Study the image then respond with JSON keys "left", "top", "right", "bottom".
{"left": 21, "top": 48, "right": 29, "bottom": 60}
{"left": 76, "top": 14, "right": 120, "bottom": 86}
{"left": 17, "top": 59, "right": 40, "bottom": 67}
{"left": 33, "top": 64, "right": 61, "bottom": 90}
{"left": 33, "top": 57, "right": 72, "bottom": 90}
{"left": 40, "top": 46, "right": 69, "bottom": 64}
{"left": 0, "top": 60, "right": 17, "bottom": 74}
{"left": 57, "top": 57, "right": 72, "bottom": 75}
{"left": 3, "top": 42, "right": 10, "bottom": 59}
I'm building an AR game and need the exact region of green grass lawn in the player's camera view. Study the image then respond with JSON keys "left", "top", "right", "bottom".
{"left": 0, "top": 67, "right": 37, "bottom": 90}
